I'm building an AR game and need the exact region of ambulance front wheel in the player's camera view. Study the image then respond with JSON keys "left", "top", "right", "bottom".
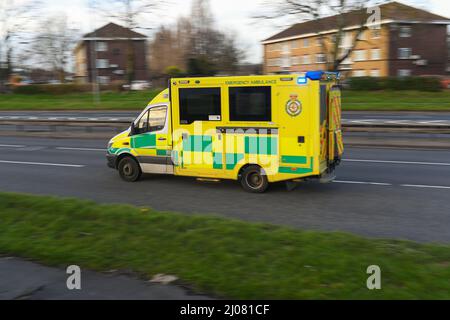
{"left": 118, "top": 156, "right": 142, "bottom": 182}
{"left": 240, "top": 165, "right": 269, "bottom": 193}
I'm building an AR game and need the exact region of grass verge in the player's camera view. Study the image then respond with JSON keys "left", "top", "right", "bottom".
{"left": 0, "top": 90, "right": 162, "bottom": 110}
{"left": 0, "top": 90, "right": 449, "bottom": 111}
{"left": 0, "top": 192, "right": 449, "bottom": 299}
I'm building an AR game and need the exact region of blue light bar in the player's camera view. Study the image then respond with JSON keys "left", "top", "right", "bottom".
{"left": 306, "top": 71, "right": 341, "bottom": 81}
{"left": 306, "top": 71, "right": 324, "bottom": 81}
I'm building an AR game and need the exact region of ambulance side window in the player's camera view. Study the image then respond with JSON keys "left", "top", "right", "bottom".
{"left": 148, "top": 106, "right": 167, "bottom": 132}
{"left": 229, "top": 86, "right": 271, "bottom": 122}
{"left": 135, "top": 111, "right": 149, "bottom": 135}
{"left": 179, "top": 88, "right": 221, "bottom": 124}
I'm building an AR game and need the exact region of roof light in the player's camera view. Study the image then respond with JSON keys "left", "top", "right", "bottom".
{"left": 297, "top": 77, "right": 308, "bottom": 85}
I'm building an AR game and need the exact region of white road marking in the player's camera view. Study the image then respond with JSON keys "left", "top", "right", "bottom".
{"left": 0, "top": 144, "right": 25, "bottom": 148}
{"left": 401, "top": 184, "right": 450, "bottom": 190}
{"left": 56, "top": 147, "right": 106, "bottom": 152}
{"left": 334, "top": 180, "right": 392, "bottom": 186}
{"left": 0, "top": 160, "right": 85, "bottom": 168}
{"left": 344, "top": 159, "right": 450, "bottom": 166}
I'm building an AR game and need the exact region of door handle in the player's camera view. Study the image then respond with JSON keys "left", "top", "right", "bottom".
{"left": 158, "top": 137, "right": 167, "bottom": 141}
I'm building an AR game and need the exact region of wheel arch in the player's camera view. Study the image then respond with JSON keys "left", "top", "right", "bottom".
{"left": 115, "top": 152, "right": 139, "bottom": 169}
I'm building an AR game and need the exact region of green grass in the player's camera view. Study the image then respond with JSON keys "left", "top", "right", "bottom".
{"left": 0, "top": 89, "right": 449, "bottom": 111}
{"left": 343, "top": 90, "right": 450, "bottom": 111}
{"left": 0, "top": 90, "right": 162, "bottom": 110}
{"left": 0, "top": 193, "right": 449, "bottom": 299}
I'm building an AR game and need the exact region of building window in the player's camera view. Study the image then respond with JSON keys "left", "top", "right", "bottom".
{"left": 96, "top": 42, "right": 108, "bottom": 52}
{"left": 292, "top": 56, "right": 301, "bottom": 65}
{"left": 398, "top": 69, "right": 411, "bottom": 77}
{"left": 353, "top": 50, "right": 367, "bottom": 61}
{"left": 302, "top": 55, "right": 311, "bottom": 65}
{"left": 353, "top": 70, "right": 366, "bottom": 77}
{"left": 303, "top": 38, "right": 309, "bottom": 48}
{"left": 292, "top": 40, "right": 300, "bottom": 49}
{"left": 316, "top": 38, "right": 322, "bottom": 46}
{"left": 398, "top": 48, "right": 412, "bottom": 59}
{"left": 179, "top": 88, "right": 221, "bottom": 124}
{"left": 267, "top": 58, "right": 281, "bottom": 67}
{"left": 370, "top": 69, "right": 380, "bottom": 77}
{"left": 282, "top": 43, "right": 290, "bottom": 54}
{"left": 229, "top": 87, "right": 271, "bottom": 122}
{"left": 97, "top": 76, "right": 110, "bottom": 84}
{"left": 281, "top": 56, "right": 291, "bottom": 68}
{"left": 399, "top": 26, "right": 412, "bottom": 38}
{"left": 316, "top": 53, "right": 326, "bottom": 64}
{"left": 370, "top": 49, "right": 381, "bottom": 60}
{"left": 371, "top": 29, "right": 381, "bottom": 39}
{"left": 96, "top": 59, "right": 109, "bottom": 69}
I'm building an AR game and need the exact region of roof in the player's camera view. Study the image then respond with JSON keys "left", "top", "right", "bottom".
{"left": 263, "top": 1, "right": 450, "bottom": 43}
{"left": 83, "top": 22, "right": 147, "bottom": 39}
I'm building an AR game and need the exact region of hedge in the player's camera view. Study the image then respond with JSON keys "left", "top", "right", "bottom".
{"left": 12, "top": 82, "right": 126, "bottom": 95}
{"left": 347, "top": 77, "right": 443, "bottom": 92}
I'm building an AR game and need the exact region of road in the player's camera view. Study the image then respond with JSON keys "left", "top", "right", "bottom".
{"left": 0, "top": 136, "right": 449, "bottom": 243}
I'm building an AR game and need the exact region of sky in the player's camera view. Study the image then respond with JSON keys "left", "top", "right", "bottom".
{"left": 40, "top": 0, "right": 450, "bottom": 64}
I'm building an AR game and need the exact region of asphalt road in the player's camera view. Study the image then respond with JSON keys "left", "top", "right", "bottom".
{"left": 0, "top": 257, "right": 210, "bottom": 300}
{"left": 0, "top": 136, "right": 449, "bottom": 243}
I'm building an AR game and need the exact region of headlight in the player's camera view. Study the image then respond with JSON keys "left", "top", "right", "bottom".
{"left": 107, "top": 141, "right": 113, "bottom": 150}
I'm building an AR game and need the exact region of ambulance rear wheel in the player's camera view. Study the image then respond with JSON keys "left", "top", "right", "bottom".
{"left": 118, "top": 157, "right": 141, "bottom": 182}
{"left": 240, "top": 165, "right": 269, "bottom": 193}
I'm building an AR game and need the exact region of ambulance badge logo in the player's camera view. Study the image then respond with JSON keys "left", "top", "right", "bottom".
{"left": 286, "top": 94, "right": 302, "bottom": 117}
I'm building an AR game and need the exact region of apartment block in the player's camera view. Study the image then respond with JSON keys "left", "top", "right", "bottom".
{"left": 262, "top": 2, "right": 450, "bottom": 77}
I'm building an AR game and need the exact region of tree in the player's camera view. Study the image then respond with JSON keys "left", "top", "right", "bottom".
{"left": 257, "top": 0, "right": 385, "bottom": 71}
{"left": 149, "top": 0, "right": 244, "bottom": 78}
{"left": 0, "top": 0, "right": 41, "bottom": 91}
{"left": 30, "top": 14, "right": 77, "bottom": 83}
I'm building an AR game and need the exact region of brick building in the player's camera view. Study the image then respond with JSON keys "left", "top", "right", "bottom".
{"left": 74, "top": 23, "right": 148, "bottom": 84}
{"left": 262, "top": 2, "right": 450, "bottom": 77}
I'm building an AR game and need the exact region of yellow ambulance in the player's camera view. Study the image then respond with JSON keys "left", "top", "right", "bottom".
{"left": 107, "top": 71, "right": 344, "bottom": 193}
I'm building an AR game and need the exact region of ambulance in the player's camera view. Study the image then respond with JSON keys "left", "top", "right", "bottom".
{"left": 106, "top": 71, "right": 344, "bottom": 193}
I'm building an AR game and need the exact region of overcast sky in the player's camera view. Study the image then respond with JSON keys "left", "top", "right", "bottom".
{"left": 41, "top": 0, "right": 450, "bottom": 63}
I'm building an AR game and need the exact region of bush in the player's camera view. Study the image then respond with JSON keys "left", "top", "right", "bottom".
{"left": 12, "top": 82, "right": 127, "bottom": 95}
{"left": 347, "top": 76, "right": 442, "bottom": 92}
{"left": 347, "top": 77, "right": 382, "bottom": 90}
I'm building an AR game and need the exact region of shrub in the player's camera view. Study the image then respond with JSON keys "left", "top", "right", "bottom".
{"left": 12, "top": 83, "right": 127, "bottom": 95}
{"left": 347, "top": 77, "right": 381, "bottom": 90}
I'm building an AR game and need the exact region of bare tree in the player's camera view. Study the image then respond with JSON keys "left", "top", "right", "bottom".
{"left": 149, "top": 0, "right": 244, "bottom": 78}
{"left": 30, "top": 14, "right": 78, "bottom": 83}
{"left": 257, "top": 0, "right": 385, "bottom": 71}
{"left": 0, "top": 0, "right": 41, "bottom": 91}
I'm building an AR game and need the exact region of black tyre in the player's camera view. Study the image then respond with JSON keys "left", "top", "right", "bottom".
{"left": 118, "top": 157, "right": 142, "bottom": 182}
{"left": 240, "top": 165, "right": 269, "bottom": 193}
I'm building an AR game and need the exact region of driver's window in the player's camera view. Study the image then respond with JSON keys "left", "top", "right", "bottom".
{"left": 136, "top": 111, "right": 149, "bottom": 135}
{"left": 148, "top": 106, "right": 167, "bottom": 132}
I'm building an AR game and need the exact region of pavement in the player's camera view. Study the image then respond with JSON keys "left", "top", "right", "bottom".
{"left": 0, "top": 257, "right": 211, "bottom": 300}
{"left": 0, "top": 136, "right": 449, "bottom": 243}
